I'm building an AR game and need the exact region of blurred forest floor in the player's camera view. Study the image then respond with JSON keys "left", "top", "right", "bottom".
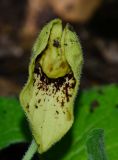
{"left": 0, "top": 0, "right": 118, "bottom": 96}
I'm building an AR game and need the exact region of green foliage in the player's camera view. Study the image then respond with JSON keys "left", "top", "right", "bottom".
{"left": 0, "top": 97, "right": 31, "bottom": 149}
{"left": 0, "top": 84, "right": 118, "bottom": 160}
{"left": 42, "top": 84, "right": 118, "bottom": 160}
{"left": 86, "top": 129, "right": 108, "bottom": 160}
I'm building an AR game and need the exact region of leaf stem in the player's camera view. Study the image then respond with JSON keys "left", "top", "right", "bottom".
{"left": 86, "top": 129, "right": 108, "bottom": 160}
{"left": 22, "top": 139, "right": 38, "bottom": 160}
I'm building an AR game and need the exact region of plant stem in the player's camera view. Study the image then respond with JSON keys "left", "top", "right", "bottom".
{"left": 86, "top": 129, "right": 108, "bottom": 160}
{"left": 22, "top": 139, "right": 38, "bottom": 160}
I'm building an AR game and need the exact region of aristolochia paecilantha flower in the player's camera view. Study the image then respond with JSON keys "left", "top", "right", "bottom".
{"left": 20, "top": 19, "right": 83, "bottom": 153}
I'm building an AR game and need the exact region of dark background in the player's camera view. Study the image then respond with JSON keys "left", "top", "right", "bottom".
{"left": 0, "top": 0, "right": 118, "bottom": 159}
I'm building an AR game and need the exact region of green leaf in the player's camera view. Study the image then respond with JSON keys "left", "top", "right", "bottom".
{"left": 42, "top": 84, "right": 118, "bottom": 160}
{"left": 0, "top": 85, "right": 118, "bottom": 160}
{"left": 0, "top": 97, "right": 31, "bottom": 149}
{"left": 86, "top": 129, "right": 108, "bottom": 160}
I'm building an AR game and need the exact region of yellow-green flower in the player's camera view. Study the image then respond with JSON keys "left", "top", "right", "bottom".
{"left": 20, "top": 19, "right": 83, "bottom": 153}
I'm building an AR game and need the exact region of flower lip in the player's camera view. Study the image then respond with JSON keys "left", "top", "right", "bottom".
{"left": 33, "top": 61, "right": 76, "bottom": 105}
{"left": 38, "top": 22, "right": 71, "bottom": 79}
